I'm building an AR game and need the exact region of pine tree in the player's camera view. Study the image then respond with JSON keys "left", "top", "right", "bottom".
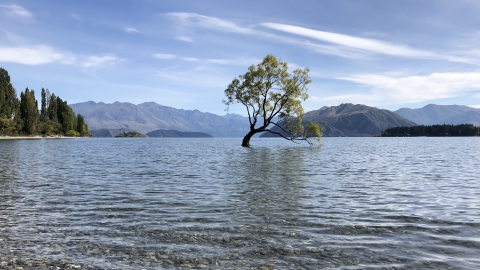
{"left": 0, "top": 68, "right": 20, "bottom": 135}
{"left": 48, "top": 93, "right": 58, "bottom": 122}
{"left": 40, "top": 88, "right": 50, "bottom": 122}
{"left": 77, "top": 114, "right": 87, "bottom": 135}
{"left": 20, "top": 88, "right": 39, "bottom": 134}
{"left": 0, "top": 67, "right": 18, "bottom": 119}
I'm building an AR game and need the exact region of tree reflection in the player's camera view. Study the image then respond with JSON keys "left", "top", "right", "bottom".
{"left": 226, "top": 147, "right": 308, "bottom": 227}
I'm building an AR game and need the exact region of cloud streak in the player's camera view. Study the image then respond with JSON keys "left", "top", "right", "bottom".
{"left": 0, "top": 46, "right": 74, "bottom": 65}
{"left": 154, "top": 54, "right": 176, "bottom": 59}
{"left": 262, "top": 22, "right": 436, "bottom": 58}
{"left": 0, "top": 45, "right": 123, "bottom": 69}
{"left": 261, "top": 22, "right": 480, "bottom": 65}
{"left": 206, "top": 58, "right": 260, "bottom": 66}
{"left": 175, "top": 36, "right": 194, "bottom": 42}
{"left": 163, "top": 13, "right": 476, "bottom": 64}
{"left": 126, "top": 27, "right": 140, "bottom": 33}
{"left": 83, "top": 55, "right": 121, "bottom": 68}
{"left": 165, "top": 12, "right": 253, "bottom": 34}
{"left": 329, "top": 72, "right": 480, "bottom": 105}
{"left": 1, "top": 4, "right": 33, "bottom": 19}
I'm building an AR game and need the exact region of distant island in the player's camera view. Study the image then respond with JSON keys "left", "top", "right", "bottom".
{"left": 90, "top": 128, "right": 134, "bottom": 138}
{"left": 381, "top": 124, "right": 480, "bottom": 137}
{"left": 115, "top": 131, "right": 144, "bottom": 138}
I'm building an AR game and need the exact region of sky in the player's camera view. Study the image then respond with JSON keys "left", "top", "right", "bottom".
{"left": 1, "top": 0, "right": 479, "bottom": 116}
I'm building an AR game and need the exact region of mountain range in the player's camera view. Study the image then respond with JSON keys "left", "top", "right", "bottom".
{"left": 70, "top": 101, "right": 480, "bottom": 137}
{"left": 70, "top": 101, "right": 249, "bottom": 137}
{"left": 261, "top": 103, "right": 416, "bottom": 137}
{"left": 395, "top": 104, "right": 480, "bottom": 126}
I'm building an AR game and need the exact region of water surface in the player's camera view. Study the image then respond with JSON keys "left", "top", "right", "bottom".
{"left": 1, "top": 137, "right": 479, "bottom": 269}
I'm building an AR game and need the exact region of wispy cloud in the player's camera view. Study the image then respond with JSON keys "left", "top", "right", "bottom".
{"left": 154, "top": 54, "right": 176, "bottom": 59}
{"left": 0, "top": 46, "right": 75, "bottom": 65}
{"left": 83, "top": 55, "right": 121, "bottom": 68}
{"left": 206, "top": 58, "right": 260, "bottom": 66}
{"left": 329, "top": 72, "right": 480, "bottom": 105}
{"left": 0, "top": 4, "right": 33, "bottom": 19}
{"left": 182, "top": 57, "right": 199, "bottom": 61}
{"left": 261, "top": 22, "right": 480, "bottom": 65}
{"left": 126, "top": 27, "right": 140, "bottom": 33}
{"left": 261, "top": 22, "right": 436, "bottom": 58}
{"left": 156, "top": 54, "right": 258, "bottom": 66}
{"left": 274, "top": 35, "right": 369, "bottom": 59}
{"left": 69, "top": 13, "right": 81, "bottom": 21}
{"left": 175, "top": 36, "right": 194, "bottom": 42}
{"left": 180, "top": 56, "right": 259, "bottom": 66}
{"left": 163, "top": 65, "right": 179, "bottom": 70}
{"left": 165, "top": 12, "right": 253, "bottom": 34}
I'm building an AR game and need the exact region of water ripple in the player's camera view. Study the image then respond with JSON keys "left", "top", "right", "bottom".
{"left": 1, "top": 137, "right": 479, "bottom": 269}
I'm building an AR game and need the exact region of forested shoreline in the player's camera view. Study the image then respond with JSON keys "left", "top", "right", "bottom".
{"left": 381, "top": 124, "right": 480, "bottom": 137}
{"left": 0, "top": 67, "right": 90, "bottom": 137}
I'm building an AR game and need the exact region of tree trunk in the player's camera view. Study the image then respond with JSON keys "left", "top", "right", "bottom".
{"left": 241, "top": 130, "right": 256, "bottom": 147}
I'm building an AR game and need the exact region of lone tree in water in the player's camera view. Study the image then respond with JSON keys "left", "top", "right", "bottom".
{"left": 223, "top": 54, "right": 322, "bottom": 147}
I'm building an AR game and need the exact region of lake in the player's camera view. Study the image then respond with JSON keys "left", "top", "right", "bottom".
{"left": 1, "top": 137, "right": 479, "bottom": 269}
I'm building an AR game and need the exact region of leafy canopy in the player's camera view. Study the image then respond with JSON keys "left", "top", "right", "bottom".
{"left": 223, "top": 54, "right": 322, "bottom": 146}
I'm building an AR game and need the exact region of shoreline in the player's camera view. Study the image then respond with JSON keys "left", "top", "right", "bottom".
{"left": 0, "top": 136, "right": 79, "bottom": 140}
{"left": 0, "top": 136, "right": 42, "bottom": 140}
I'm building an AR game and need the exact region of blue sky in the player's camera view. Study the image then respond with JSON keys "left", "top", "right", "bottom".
{"left": 1, "top": 0, "right": 479, "bottom": 116}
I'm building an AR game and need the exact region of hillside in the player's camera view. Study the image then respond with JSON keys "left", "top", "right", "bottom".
{"left": 70, "top": 101, "right": 249, "bottom": 137}
{"left": 262, "top": 103, "right": 416, "bottom": 137}
{"left": 395, "top": 104, "right": 480, "bottom": 125}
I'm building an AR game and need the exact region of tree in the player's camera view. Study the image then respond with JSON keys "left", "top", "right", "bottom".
{"left": 76, "top": 114, "right": 90, "bottom": 136}
{"left": 40, "top": 88, "right": 50, "bottom": 122}
{"left": 48, "top": 93, "right": 58, "bottom": 122}
{"left": 19, "top": 88, "right": 39, "bottom": 134}
{"left": 56, "top": 98, "right": 77, "bottom": 134}
{"left": 223, "top": 54, "right": 322, "bottom": 147}
{"left": 0, "top": 68, "right": 20, "bottom": 135}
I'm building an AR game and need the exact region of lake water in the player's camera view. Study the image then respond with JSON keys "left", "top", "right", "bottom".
{"left": 1, "top": 137, "right": 479, "bottom": 269}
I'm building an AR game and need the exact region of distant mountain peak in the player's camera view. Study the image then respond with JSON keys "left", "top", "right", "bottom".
{"left": 70, "top": 101, "right": 250, "bottom": 137}
{"left": 262, "top": 104, "right": 415, "bottom": 137}
{"left": 395, "top": 104, "right": 480, "bottom": 125}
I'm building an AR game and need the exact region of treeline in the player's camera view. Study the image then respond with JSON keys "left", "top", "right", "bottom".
{"left": 381, "top": 124, "right": 480, "bottom": 137}
{"left": 0, "top": 67, "right": 90, "bottom": 136}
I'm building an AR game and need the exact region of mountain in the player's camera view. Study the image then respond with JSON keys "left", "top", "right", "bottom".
{"left": 262, "top": 103, "right": 416, "bottom": 137}
{"left": 395, "top": 104, "right": 480, "bottom": 125}
{"left": 70, "top": 101, "right": 250, "bottom": 137}
{"left": 146, "top": 129, "right": 213, "bottom": 138}
{"left": 443, "top": 110, "right": 480, "bottom": 126}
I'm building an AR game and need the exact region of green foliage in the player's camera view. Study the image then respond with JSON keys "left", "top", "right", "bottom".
{"left": 38, "top": 120, "right": 63, "bottom": 136}
{"left": 76, "top": 114, "right": 91, "bottom": 136}
{"left": 65, "top": 130, "right": 80, "bottom": 137}
{"left": 40, "top": 88, "right": 50, "bottom": 122}
{"left": 0, "top": 67, "right": 91, "bottom": 137}
{"left": 56, "top": 97, "right": 77, "bottom": 133}
{"left": 223, "top": 54, "right": 322, "bottom": 146}
{"left": 0, "top": 68, "right": 18, "bottom": 120}
{"left": 20, "top": 88, "right": 39, "bottom": 134}
{"left": 48, "top": 93, "right": 58, "bottom": 122}
{"left": 0, "top": 118, "right": 17, "bottom": 136}
{"left": 381, "top": 124, "right": 480, "bottom": 137}
{"left": 0, "top": 68, "right": 19, "bottom": 135}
